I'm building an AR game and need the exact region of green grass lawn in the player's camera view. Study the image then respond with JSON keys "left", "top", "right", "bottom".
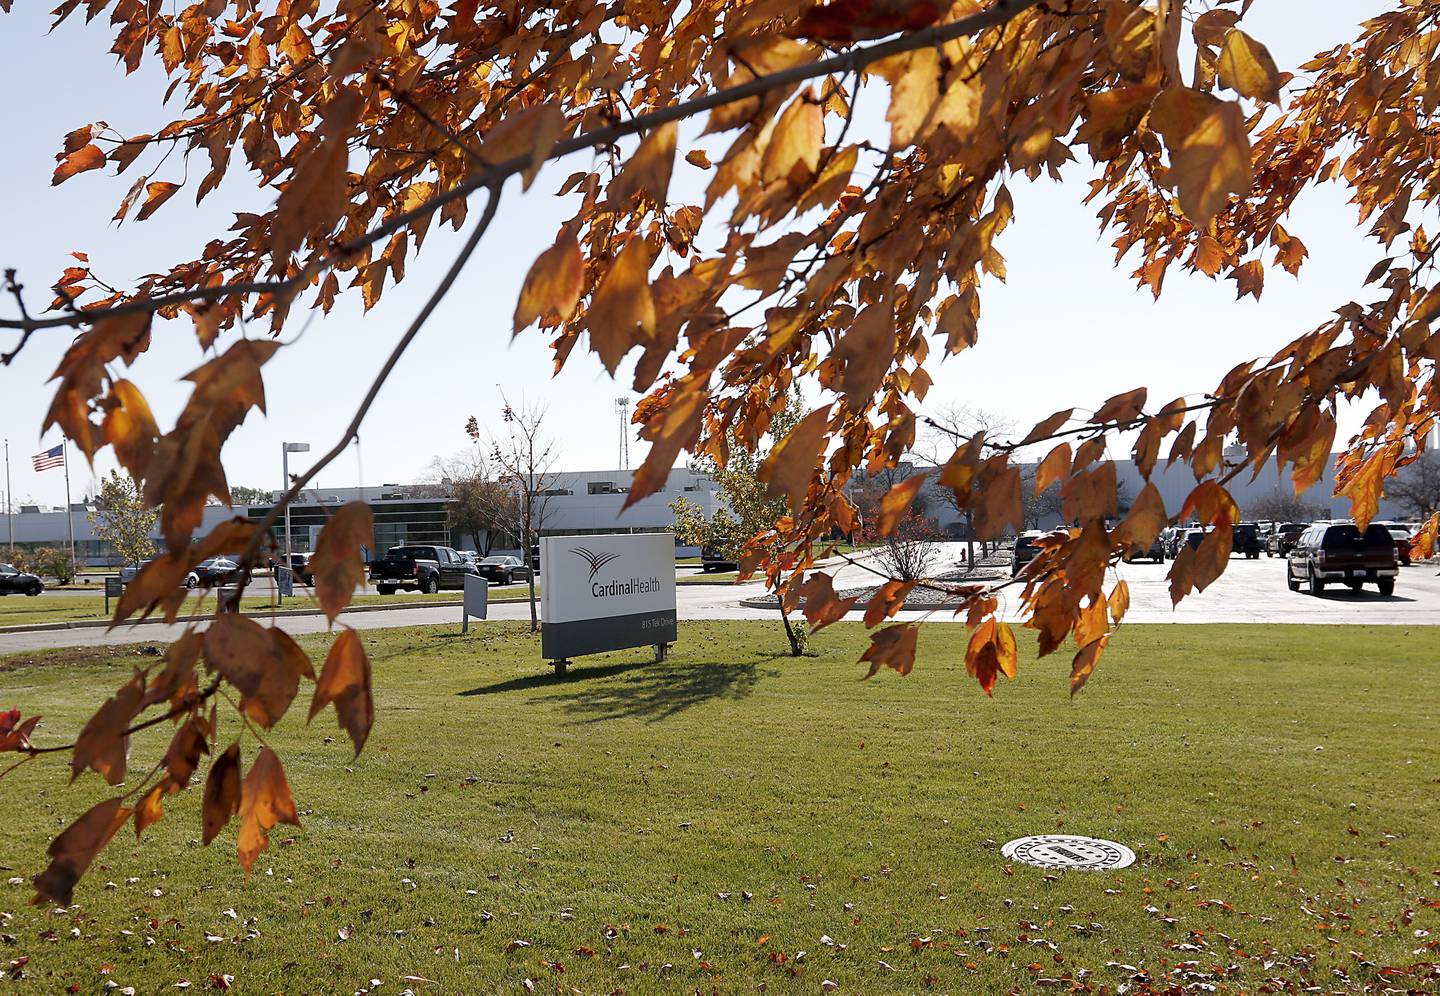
{"left": 0, "top": 623, "right": 1436, "bottom": 993}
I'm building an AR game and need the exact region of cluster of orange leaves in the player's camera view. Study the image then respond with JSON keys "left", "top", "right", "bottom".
{"left": 3, "top": 0, "right": 1438, "bottom": 900}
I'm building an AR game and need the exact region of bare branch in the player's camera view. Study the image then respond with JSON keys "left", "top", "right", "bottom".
{"left": 0, "top": 0, "right": 1045, "bottom": 335}
{"left": 240, "top": 182, "right": 505, "bottom": 565}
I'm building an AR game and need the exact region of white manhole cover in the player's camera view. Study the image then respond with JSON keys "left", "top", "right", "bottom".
{"left": 1001, "top": 835, "right": 1136, "bottom": 871}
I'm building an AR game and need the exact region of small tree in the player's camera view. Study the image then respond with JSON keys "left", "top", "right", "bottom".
{"left": 671, "top": 394, "right": 810, "bottom": 656}
{"left": 471, "top": 403, "right": 562, "bottom": 633}
{"left": 871, "top": 511, "right": 944, "bottom": 582}
{"left": 29, "top": 547, "right": 78, "bottom": 585}
{"left": 228, "top": 485, "right": 273, "bottom": 506}
{"left": 1388, "top": 451, "right": 1440, "bottom": 522}
{"left": 88, "top": 470, "right": 158, "bottom": 567}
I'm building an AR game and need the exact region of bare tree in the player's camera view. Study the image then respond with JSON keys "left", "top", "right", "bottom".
{"left": 1019, "top": 466, "right": 1063, "bottom": 529}
{"left": 470, "top": 402, "right": 562, "bottom": 633}
{"left": 421, "top": 448, "right": 517, "bottom": 555}
{"left": 922, "top": 404, "right": 1017, "bottom": 561}
{"left": 1388, "top": 450, "right": 1440, "bottom": 521}
{"left": 1244, "top": 488, "right": 1328, "bottom": 524}
{"left": 870, "top": 512, "right": 944, "bottom": 582}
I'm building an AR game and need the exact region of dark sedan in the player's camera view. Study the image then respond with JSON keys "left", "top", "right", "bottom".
{"left": 0, "top": 563, "right": 44, "bottom": 596}
{"left": 193, "top": 557, "right": 250, "bottom": 588}
{"left": 474, "top": 555, "right": 532, "bottom": 585}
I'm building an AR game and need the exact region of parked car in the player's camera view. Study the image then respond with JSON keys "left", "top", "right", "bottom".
{"left": 1012, "top": 530, "right": 1045, "bottom": 576}
{"left": 193, "top": 557, "right": 250, "bottom": 588}
{"left": 370, "top": 545, "right": 475, "bottom": 594}
{"left": 119, "top": 558, "right": 152, "bottom": 584}
{"left": 0, "top": 563, "right": 44, "bottom": 596}
{"left": 1122, "top": 531, "right": 1165, "bottom": 563}
{"left": 1286, "top": 522, "right": 1398, "bottom": 596}
{"left": 1159, "top": 526, "right": 1185, "bottom": 558}
{"left": 283, "top": 552, "right": 315, "bottom": 585}
{"left": 701, "top": 546, "right": 739, "bottom": 572}
{"left": 1232, "top": 522, "right": 1263, "bottom": 559}
{"left": 1185, "top": 527, "right": 1211, "bottom": 550}
{"left": 474, "top": 555, "right": 532, "bottom": 585}
{"left": 1375, "top": 522, "right": 1414, "bottom": 566}
{"left": 1266, "top": 522, "right": 1307, "bottom": 557}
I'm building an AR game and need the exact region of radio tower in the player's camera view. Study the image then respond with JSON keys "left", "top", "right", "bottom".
{"left": 615, "top": 397, "right": 631, "bottom": 470}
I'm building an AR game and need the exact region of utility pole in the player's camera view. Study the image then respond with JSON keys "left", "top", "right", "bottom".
{"left": 616, "top": 397, "right": 630, "bottom": 471}
{"left": 282, "top": 441, "right": 310, "bottom": 562}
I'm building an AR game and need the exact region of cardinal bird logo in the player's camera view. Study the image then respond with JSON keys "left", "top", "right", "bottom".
{"left": 571, "top": 546, "right": 621, "bottom": 581}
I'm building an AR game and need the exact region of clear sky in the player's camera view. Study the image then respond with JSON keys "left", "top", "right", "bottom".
{"left": 0, "top": 1, "right": 1392, "bottom": 507}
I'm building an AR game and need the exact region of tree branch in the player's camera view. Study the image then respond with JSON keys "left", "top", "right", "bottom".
{"left": 0, "top": 0, "right": 1045, "bottom": 335}
{"left": 239, "top": 181, "right": 505, "bottom": 565}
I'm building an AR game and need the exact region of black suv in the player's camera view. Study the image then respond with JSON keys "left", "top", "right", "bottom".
{"left": 1232, "top": 522, "right": 1263, "bottom": 559}
{"left": 1286, "top": 522, "right": 1398, "bottom": 596}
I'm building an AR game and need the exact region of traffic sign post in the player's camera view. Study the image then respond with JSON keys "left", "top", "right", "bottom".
{"left": 462, "top": 573, "right": 488, "bottom": 633}
{"left": 104, "top": 576, "right": 122, "bottom": 616}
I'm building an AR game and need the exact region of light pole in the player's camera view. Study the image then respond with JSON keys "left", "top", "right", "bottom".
{"left": 282, "top": 441, "right": 310, "bottom": 562}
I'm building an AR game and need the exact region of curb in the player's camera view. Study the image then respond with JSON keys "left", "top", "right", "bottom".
{"left": 0, "top": 597, "right": 471, "bottom": 636}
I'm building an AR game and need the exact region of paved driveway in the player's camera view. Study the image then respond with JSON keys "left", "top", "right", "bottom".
{"left": 2, "top": 546, "right": 1435, "bottom": 653}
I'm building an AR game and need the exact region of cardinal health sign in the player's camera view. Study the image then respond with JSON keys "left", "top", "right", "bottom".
{"left": 540, "top": 532, "right": 678, "bottom": 665}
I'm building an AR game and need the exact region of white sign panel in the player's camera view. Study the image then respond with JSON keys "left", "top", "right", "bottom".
{"left": 540, "top": 533, "right": 677, "bottom": 660}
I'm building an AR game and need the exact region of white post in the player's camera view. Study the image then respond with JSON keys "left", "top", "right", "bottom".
{"left": 282, "top": 442, "right": 291, "bottom": 563}
{"left": 62, "top": 436, "right": 75, "bottom": 571}
{"left": 282, "top": 441, "right": 310, "bottom": 564}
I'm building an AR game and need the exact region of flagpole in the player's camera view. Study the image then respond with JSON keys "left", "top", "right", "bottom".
{"left": 62, "top": 435, "right": 75, "bottom": 570}
{"left": 4, "top": 438, "right": 12, "bottom": 555}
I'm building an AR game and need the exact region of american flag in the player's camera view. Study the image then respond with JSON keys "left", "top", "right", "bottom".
{"left": 31, "top": 445, "right": 64, "bottom": 472}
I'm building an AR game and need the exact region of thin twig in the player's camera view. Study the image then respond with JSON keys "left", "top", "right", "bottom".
{"left": 1, "top": 270, "right": 35, "bottom": 365}
{"left": 22, "top": 675, "right": 222, "bottom": 759}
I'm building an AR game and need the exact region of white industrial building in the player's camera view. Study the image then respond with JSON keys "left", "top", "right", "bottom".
{"left": 1, "top": 467, "right": 725, "bottom": 565}
{"left": 0, "top": 454, "right": 1417, "bottom": 566}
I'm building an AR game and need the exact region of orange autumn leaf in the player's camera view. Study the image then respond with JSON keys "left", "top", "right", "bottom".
{"left": 52, "top": 143, "right": 106, "bottom": 185}
{"left": 1149, "top": 87, "right": 1252, "bottom": 226}
{"left": 135, "top": 180, "right": 180, "bottom": 221}
{"left": 236, "top": 746, "right": 302, "bottom": 877}
{"left": 1217, "top": 29, "right": 1282, "bottom": 104}
{"left": 965, "top": 618, "right": 1018, "bottom": 696}
{"left": 513, "top": 234, "right": 584, "bottom": 334}
{"left": 32, "top": 797, "right": 130, "bottom": 906}
{"left": 758, "top": 404, "right": 831, "bottom": 511}
{"left": 586, "top": 236, "right": 655, "bottom": 374}
{"left": 795, "top": 572, "right": 858, "bottom": 631}
{"left": 877, "top": 474, "right": 926, "bottom": 536}
{"left": 861, "top": 623, "right": 919, "bottom": 678}
{"left": 309, "top": 628, "right": 374, "bottom": 755}
{"left": 202, "top": 744, "right": 242, "bottom": 846}
{"left": 1070, "top": 635, "right": 1109, "bottom": 696}
{"left": 308, "top": 502, "right": 374, "bottom": 623}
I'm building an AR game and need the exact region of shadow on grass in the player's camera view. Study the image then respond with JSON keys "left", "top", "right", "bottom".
{"left": 546, "top": 660, "right": 764, "bottom": 723}
{"left": 459, "top": 656, "right": 768, "bottom": 723}
{"left": 458, "top": 659, "right": 652, "bottom": 697}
